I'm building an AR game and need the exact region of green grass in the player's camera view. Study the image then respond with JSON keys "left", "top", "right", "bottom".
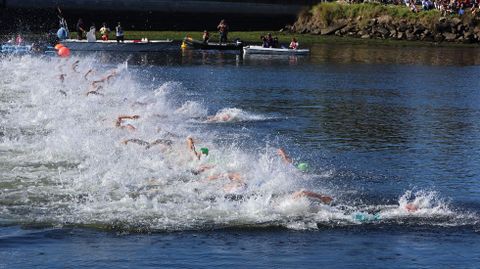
{"left": 307, "top": 2, "right": 445, "bottom": 28}
{"left": 66, "top": 30, "right": 479, "bottom": 47}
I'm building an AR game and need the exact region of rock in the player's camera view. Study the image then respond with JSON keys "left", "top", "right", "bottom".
{"left": 377, "top": 26, "right": 390, "bottom": 36}
{"left": 413, "top": 25, "right": 425, "bottom": 35}
{"left": 405, "top": 30, "right": 417, "bottom": 41}
{"left": 397, "top": 32, "right": 405, "bottom": 40}
{"left": 434, "top": 33, "right": 444, "bottom": 42}
{"left": 457, "top": 24, "right": 465, "bottom": 33}
{"left": 397, "top": 22, "right": 408, "bottom": 32}
{"left": 320, "top": 21, "right": 348, "bottom": 35}
{"left": 435, "top": 22, "right": 451, "bottom": 33}
{"left": 451, "top": 17, "right": 462, "bottom": 26}
{"left": 361, "top": 34, "right": 371, "bottom": 39}
{"left": 443, "top": 32, "right": 457, "bottom": 41}
{"left": 474, "top": 26, "right": 480, "bottom": 34}
{"left": 377, "top": 15, "right": 393, "bottom": 24}
{"left": 438, "top": 17, "right": 447, "bottom": 23}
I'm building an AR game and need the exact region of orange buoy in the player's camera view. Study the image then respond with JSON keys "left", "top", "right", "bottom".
{"left": 58, "top": 46, "right": 70, "bottom": 57}
{"left": 55, "top": 43, "right": 65, "bottom": 50}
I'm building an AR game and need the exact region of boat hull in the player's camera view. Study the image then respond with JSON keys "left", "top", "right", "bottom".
{"left": 243, "top": 45, "right": 309, "bottom": 55}
{"left": 183, "top": 38, "right": 243, "bottom": 50}
{"left": 61, "top": 39, "right": 173, "bottom": 52}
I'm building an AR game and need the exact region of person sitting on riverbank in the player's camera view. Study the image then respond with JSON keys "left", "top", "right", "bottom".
{"left": 422, "top": 0, "right": 434, "bottom": 10}
{"left": 217, "top": 19, "right": 229, "bottom": 43}
{"left": 100, "top": 23, "right": 110, "bottom": 41}
{"left": 289, "top": 38, "right": 299, "bottom": 49}
{"left": 202, "top": 30, "right": 210, "bottom": 43}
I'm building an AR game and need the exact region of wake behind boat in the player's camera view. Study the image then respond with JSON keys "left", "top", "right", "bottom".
{"left": 61, "top": 39, "right": 173, "bottom": 52}
{"left": 243, "top": 45, "right": 310, "bottom": 55}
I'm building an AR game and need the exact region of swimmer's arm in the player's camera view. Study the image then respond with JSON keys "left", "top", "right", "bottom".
{"left": 150, "top": 139, "right": 173, "bottom": 147}
{"left": 187, "top": 138, "right": 200, "bottom": 159}
{"left": 117, "top": 115, "right": 140, "bottom": 121}
{"left": 277, "top": 148, "right": 293, "bottom": 164}
{"left": 71, "top": 60, "right": 80, "bottom": 72}
{"left": 122, "top": 139, "right": 149, "bottom": 146}
{"left": 84, "top": 69, "right": 94, "bottom": 80}
{"left": 293, "top": 190, "right": 333, "bottom": 204}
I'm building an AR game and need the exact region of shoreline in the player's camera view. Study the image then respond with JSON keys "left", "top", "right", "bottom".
{"left": 66, "top": 31, "right": 480, "bottom": 48}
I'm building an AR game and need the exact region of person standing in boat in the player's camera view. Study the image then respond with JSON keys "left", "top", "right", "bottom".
{"left": 217, "top": 19, "right": 229, "bottom": 43}
{"left": 100, "top": 23, "right": 110, "bottom": 41}
{"left": 115, "top": 22, "right": 125, "bottom": 43}
{"left": 76, "top": 18, "right": 86, "bottom": 40}
{"left": 202, "top": 30, "right": 210, "bottom": 43}
{"left": 86, "top": 24, "right": 96, "bottom": 42}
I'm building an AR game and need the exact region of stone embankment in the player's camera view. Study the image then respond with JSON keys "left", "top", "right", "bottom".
{"left": 291, "top": 4, "right": 480, "bottom": 43}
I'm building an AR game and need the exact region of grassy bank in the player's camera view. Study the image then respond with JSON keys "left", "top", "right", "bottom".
{"left": 67, "top": 30, "right": 479, "bottom": 47}
{"left": 303, "top": 2, "right": 449, "bottom": 28}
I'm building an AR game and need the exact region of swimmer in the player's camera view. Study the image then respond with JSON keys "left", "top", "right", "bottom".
{"left": 58, "top": 73, "right": 66, "bottom": 83}
{"left": 71, "top": 60, "right": 80, "bottom": 73}
{"left": 92, "top": 70, "right": 118, "bottom": 85}
{"left": 207, "top": 172, "right": 242, "bottom": 181}
{"left": 115, "top": 115, "right": 140, "bottom": 131}
{"left": 206, "top": 113, "right": 231, "bottom": 123}
{"left": 84, "top": 68, "right": 94, "bottom": 80}
{"left": 59, "top": 90, "right": 67, "bottom": 96}
{"left": 277, "top": 148, "right": 293, "bottom": 164}
{"left": 292, "top": 190, "right": 333, "bottom": 204}
{"left": 122, "top": 138, "right": 172, "bottom": 150}
{"left": 405, "top": 203, "right": 418, "bottom": 212}
{"left": 191, "top": 164, "right": 215, "bottom": 175}
{"left": 277, "top": 148, "right": 309, "bottom": 172}
{"left": 86, "top": 85, "right": 104, "bottom": 96}
{"left": 187, "top": 137, "right": 208, "bottom": 160}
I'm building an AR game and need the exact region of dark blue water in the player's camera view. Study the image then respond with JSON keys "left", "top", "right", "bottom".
{"left": 1, "top": 43, "right": 480, "bottom": 268}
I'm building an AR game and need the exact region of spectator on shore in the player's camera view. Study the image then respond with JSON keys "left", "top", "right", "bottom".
{"left": 422, "top": 0, "right": 434, "bottom": 10}
{"left": 116, "top": 22, "right": 124, "bottom": 43}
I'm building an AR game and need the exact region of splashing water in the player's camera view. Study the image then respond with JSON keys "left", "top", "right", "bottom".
{"left": 0, "top": 55, "right": 478, "bottom": 232}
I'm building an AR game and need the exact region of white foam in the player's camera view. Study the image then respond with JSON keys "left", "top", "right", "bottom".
{"left": 0, "top": 55, "right": 476, "bottom": 231}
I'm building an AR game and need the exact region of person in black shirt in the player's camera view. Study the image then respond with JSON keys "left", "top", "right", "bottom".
{"left": 76, "top": 18, "right": 86, "bottom": 40}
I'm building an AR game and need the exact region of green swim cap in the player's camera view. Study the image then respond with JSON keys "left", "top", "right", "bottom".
{"left": 297, "top": 162, "right": 309, "bottom": 172}
{"left": 200, "top": 147, "right": 209, "bottom": 155}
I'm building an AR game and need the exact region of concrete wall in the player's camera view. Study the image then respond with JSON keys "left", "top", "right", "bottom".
{"left": 5, "top": 0, "right": 314, "bottom": 15}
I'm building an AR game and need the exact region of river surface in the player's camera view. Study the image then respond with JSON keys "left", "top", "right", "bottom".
{"left": 1, "top": 43, "right": 480, "bottom": 268}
